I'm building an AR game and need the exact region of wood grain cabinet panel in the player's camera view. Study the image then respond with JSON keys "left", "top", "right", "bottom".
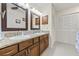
{"left": 40, "top": 34, "right": 48, "bottom": 39}
{"left": 44, "top": 34, "right": 49, "bottom": 48}
{"left": 34, "top": 37, "right": 39, "bottom": 43}
{"left": 40, "top": 39, "right": 45, "bottom": 54}
{"left": 40, "top": 34, "right": 49, "bottom": 54}
{"left": 14, "top": 50, "right": 28, "bottom": 56}
{"left": 44, "top": 37, "right": 49, "bottom": 49}
{"left": 19, "top": 39, "right": 33, "bottom": 51}
{"left": 43, "top": 34, "right": 48, "bottom": 38}
{"left": 40, "top": 35, "right": 44, "bottom": 39}
{"left": 28, "top": 43, "right": 40, "bottom": 56}
{"left": 0, "top": 45, "right": 18, "bottom": 56}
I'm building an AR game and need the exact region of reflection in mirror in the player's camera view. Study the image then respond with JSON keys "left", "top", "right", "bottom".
{"left": 42, "top": 15, "right": 48, "bottom": 24}
{"left": 1, "top": 3, "right": 28, "bottom": 31}
{"left": 31, "top": 12, "right": 40, "bottom": 30}
{"left": 7, "top": 4, "right": 26, "bottom": 28}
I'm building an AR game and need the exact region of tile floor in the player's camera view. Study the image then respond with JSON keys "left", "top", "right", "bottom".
{"left": 41, "top": 41, "right": 79, "bottom": 56}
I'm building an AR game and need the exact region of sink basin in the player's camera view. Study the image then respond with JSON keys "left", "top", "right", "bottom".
{"left": 34, "top": 33, "right": 40, "bottom": 34}
{"left": 9, "top": 32, "right": 47, "bottom": 40}
{"left": 33, "top": 32, "right": 45, "bottom": 35}
{"left": 9, "top": 35, "right": 30, "bottom": 40}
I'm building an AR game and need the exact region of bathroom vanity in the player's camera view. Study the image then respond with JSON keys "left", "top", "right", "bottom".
{"left": 0, "top": 33, "right": 49, "bottom": 56}
{"left": 0, "top": 3, "right": 49, "bottom": 56}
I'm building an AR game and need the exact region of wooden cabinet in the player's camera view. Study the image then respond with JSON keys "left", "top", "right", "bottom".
{"left": 28, "top": 43, "right": 40, "bottom": 56}
{"left": 44, "top": 36, "right": 49, "bottom": 49}
{"left": 0, "top": 34, "right": 49, "bottom": 56}
{"left": 40, "top": 38, "right": 45, "bottom": 54}
{"left": 15, "top": 50, "right": 28, "bottom": 56}
{"left": 43, "top": 34, "right": 49, "bottom": 48}
{"left": 0, "top": 45, "right": 18, "bottom": 56}
{"left": 40, "top": 34, "right": 49, "bottom": 54}
{"left": 19, "top": 39, "right": 33, "bottom": 51}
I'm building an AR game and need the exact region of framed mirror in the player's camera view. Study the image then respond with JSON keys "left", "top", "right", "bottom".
{"left": 30, "top": 12, "right": 40, "bottom": 30}
{"left": 1, "top": 3, "right": 28, "bottom": 31}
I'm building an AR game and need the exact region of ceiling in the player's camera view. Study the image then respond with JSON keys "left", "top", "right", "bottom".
{"left": 29, "top": 3, "right": 79, "bottom": 12}
{"left": 29, "top": 3, "right": 49, "bottom": 12}
{"left": 53, "top": 3, "right": 79, "bottom": 12}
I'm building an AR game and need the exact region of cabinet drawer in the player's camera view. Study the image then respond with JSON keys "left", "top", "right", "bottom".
{"left": 34, "top": 37, "right": 39, "bottom": 43}
{"left": 19, "top": 39, "right": 33, "bottom": 51}
{"left": 43, "top": 34, "right": 48, "bottom": 38}
{"left": 40, "top": 34, "right": 48, "bottom": 39}
{"left": 0, "top": 45, "right": 18, "bottom": 56}
{"left": 15, "top": 50, "right": 28, "bottom": 56}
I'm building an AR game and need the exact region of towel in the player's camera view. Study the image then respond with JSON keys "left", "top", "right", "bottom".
{"left": 76, "top": 32, "right": 79, "bottom": 53}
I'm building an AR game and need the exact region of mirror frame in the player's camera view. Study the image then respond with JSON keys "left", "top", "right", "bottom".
{"left": 30, "top": 12, "right": 40, "bottom": 30}
{"left": 1, "top": 3, "right": 28, "bottom": 31}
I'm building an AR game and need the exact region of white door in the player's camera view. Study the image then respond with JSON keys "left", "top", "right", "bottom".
{"left": 56, "top": 13, "right": 79, "bottom": 45}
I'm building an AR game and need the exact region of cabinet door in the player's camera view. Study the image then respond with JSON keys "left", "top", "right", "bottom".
{"left": 28, "top": 43, "right": 40, "bottom": 56}
{"left": 14, "top": 50, "right": 28, "bottom": 56}
{"left": 40, "top": 39, "right": 45, "bottom": 54}
{"left": 40, "top": 34, "right": 49, "bottom": 54}
{"left": 44, "top": 34, "right": 49, "bottom": 49}
{"left": 0, "top": 45, "right": 18, "bottom": 56}
{"left": 44, "top": 37, "right": 49, "bottom": 49}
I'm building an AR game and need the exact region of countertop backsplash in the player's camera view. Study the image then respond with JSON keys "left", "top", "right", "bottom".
{"left": 0, "top": 30, "right": 47, "bottom": 38}
{"left": 0, "top": 30, "right": 49, "bottom": 39}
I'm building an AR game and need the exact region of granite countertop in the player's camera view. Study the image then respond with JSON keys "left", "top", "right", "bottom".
{"left": 0, "top": 32, "right": 49, "bottom": 49}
